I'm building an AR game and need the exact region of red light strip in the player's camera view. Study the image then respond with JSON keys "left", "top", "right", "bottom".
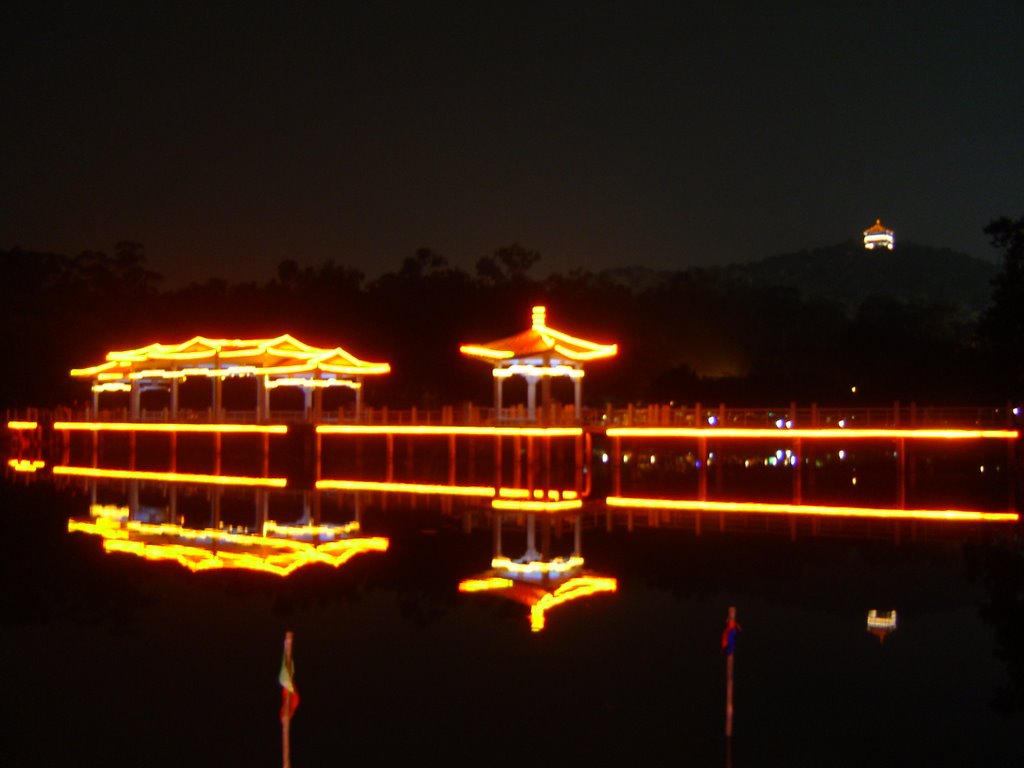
{"left": 605, "top": 496, "right": 1019, "bottom": 523}
{"left": 606, "top": 427, "right": 1018, "bottom": 440}
{"left": 54, "top": 421, "right": 288, "bottom": 434}
{"left": 315, "top": 479, "right": 495, "bottom": 496}
{"left": 317, "top": 425, "right": 582, "bottom": 437}
{"left": 53, "top": 466, "right": 288, "bottom": 488}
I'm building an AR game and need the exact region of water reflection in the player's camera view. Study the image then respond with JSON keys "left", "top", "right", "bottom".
{"left": 66, "top": 480, "right": 388, "bottom": 576}
{"left": 459, "top": 511, "right": 617, "bottom": 631}
{"left": 866, "top": 609, "right": 898, "bottom": 642}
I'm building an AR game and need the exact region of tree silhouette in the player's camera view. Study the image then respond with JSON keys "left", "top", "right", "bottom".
{"left": 977, "top": 214, "right": 1024, "bottom": 394}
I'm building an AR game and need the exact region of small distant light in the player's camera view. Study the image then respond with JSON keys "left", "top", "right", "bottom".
{"left": 789, "top": 455, "right": 799, "bottom": 467}
{"left": 601, "top": 452, "right": 609, "bottom": 464}
{"left": 768, "top": 457, "right": 778, "bottom": 467}
{"left": 623, "top": 454, "right": 630, "bottom": 464}
{"left": 785, "top": 420, "right": 793, "bottom": 429}
{"left": 851, "top": 386, "right": 857, "bottom": 394}
{"left": 775, "top": 418, "right": 785, "bottom": 428}
{"left": 708, "top": 451, "right": 715, "bottom": 461}
{"left": 776, "top": 449, "right": 785, "bottom": 460}
{"left": 708, "top": 415, "right": 718, "bottom": 426}
{"left": 979, "top": 465, "right": 985, "bottom": 474}
{"left": 838, "top": 450, "right": 846, "bottom": 460}
{"left": 1014, "top": 407, "right": 1021, "bottom": 416}
{"left": 852, "top": 477, "right": 858, "bottom": 486}
{"left": 744, "top": 460, "right": 750, "bottom": 468}
{"left": 650, "top": 455, "right": 656, "bottom": 464}
{"left": 838, "top": 419, "right": 846, "bottom": 428}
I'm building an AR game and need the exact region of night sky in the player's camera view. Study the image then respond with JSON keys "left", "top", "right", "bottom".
{"left": 3, "top": 2, "right": 1022, "bottom": 286}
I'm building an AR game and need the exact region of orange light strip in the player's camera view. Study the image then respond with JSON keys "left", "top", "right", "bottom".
{"left": 458, "top": 345, "right": 514, "bottom": 360}
{"left": 316, "top": 425, "right": 582, "bottom": 437}
{"left": 530, "top": 577, "right": 618, "bottom": 632}
{"left": 53, "top": 466, "right": 288, "bottom": 488}
{"left": 491, "top": 498, "right": 584, "bottom": 512}
{"left": 7, "top": 420, "right": 39, "bottom": 430}
{"left": 8, "top": 458, "right": 45, "bottom": 472}
{"left": 54, "top": 421, "right": 288, "bottom": 434}
{"left": 606, "top": 427, "right": 1019, "bottom": 440}
{"left": 315, "top": 479, "right": 495, "bottom": 496}
{"left": 605, "top": 496, "right": 1020, "bottom": 522}
{"left": 459, "top": 577, "right": 515, "bottom": 592}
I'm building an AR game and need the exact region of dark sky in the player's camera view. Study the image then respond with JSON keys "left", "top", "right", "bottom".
{"left": 3, "top": 2, "right": 1022, "bottom": 286}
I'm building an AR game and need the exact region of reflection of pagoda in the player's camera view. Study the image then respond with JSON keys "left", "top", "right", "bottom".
{"left": 458, "top": 512, "right": 616, "bottom": 631}
{"left": 68, "top": 498, "right": 388, "bottom": 576}
{"left": 863, "top": 219, "right": 895, "bottom": 250}
{"left": 866, "top": 609, "right": 898, "bottom": 643}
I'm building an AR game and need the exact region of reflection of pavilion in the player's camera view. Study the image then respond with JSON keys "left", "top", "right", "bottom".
{"left": 71, "top": 334, "right": 390, "bottom": 421}
{"left": 460, "top": 306, "right": 616, "bottom": 421}
{"left": 458, "top": 512, "right": 617, "bottom": 631}
{"left": 66, "top": 481, "right": 388, "bottom": 576}
{"left": 866, "top": 609, "right": 898, "bottom": 643}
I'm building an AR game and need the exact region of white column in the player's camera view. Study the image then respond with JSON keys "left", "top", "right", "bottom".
{"left": 526, "top": 376, "right": 538, "bottom": 422}
{"left": 171, "top": 378, "right": 179, "bottom": 419}
{"left": 574, "top": 376, "right": 582, "bottom": 420}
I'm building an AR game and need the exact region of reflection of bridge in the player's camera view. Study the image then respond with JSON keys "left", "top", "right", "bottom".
{"left": 7, "top": 412, "right": 1021, "bottom": 524}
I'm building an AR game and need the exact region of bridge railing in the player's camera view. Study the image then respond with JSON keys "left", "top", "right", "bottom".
{"left": 6, "top": 402, "right": 1020, "bottom": 430}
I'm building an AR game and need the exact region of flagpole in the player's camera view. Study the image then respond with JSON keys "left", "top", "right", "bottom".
{"left": 282, "top": 631, "right": 294, "bottom": 768}
{"left": 724, "top": 606, "right": 736, "bottom": 739}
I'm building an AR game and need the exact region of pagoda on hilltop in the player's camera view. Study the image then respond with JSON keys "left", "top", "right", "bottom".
{"left": 863, "top": 219, "right": 895, "bottom": 250}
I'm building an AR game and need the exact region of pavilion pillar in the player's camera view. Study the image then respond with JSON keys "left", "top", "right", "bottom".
{"left": 313, "top": 387, "right": 323, "bottom": 424}
{"left": 355, "top": 382, "right": 364, "bottom": 422}
{"left": 573, "top": 377, "right": 582, "bottom": 420}
{"left": 130, "top": 384, "right": 141, "bottom": 420}
{"left": 526, "top": 376, "right": 538, "bottom": 422}
{"left": 91, "top": 386, "right": 99, "bottom": 419}
{"left": 213, "top": 351, "right": 222, "bottom": 421}
{"left": 212, "top": 378, "right": 223, "bottom": 421}
{"left": 541, "top": 375, "right": 552, "bottom": 424}
{"left": 171, "top": 378, "right": 179, "bottom": 420}
{"left": 255, "top": 376, "right": 266, "bottom": 422}
{"left": 303, "top": 388, "right": 313, "bottom": 422}
{"left": 525, "top": 513, "right": 539, "bottom": 561}
{"left": 494, "top": 374, "right": 504, "bottom": 420}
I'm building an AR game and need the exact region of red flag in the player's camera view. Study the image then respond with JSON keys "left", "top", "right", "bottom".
{"left": 279, "top": 632, "right": 299, "bottom": 721}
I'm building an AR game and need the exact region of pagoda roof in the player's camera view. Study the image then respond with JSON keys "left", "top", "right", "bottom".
{"left": 70, "top": 333, "right": 390, "bottom": 380}
{"left": 459, "top": 306, "right": 617, "bottom": 364}
{"left": 863, "top": 218, "right": 893, "bottom": 234}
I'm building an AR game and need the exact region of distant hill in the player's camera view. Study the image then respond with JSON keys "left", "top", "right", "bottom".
{"left": 718, "top": 240, "right": 997, "bottom": 316}
{"left": 599, "top": 241, "right": 998, "bottom": 316}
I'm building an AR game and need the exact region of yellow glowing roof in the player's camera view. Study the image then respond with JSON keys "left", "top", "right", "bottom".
{"left": 459, "top": 306, "right": 617, "bottom": 365}
{"left": 71, "top": 334, "right": 390, "bottom": 380}
{"left": 863, "top": 219, "right": 893, "bottom": 235}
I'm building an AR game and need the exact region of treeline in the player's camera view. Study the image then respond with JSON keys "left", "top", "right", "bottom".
{"left": 2, "top": 222, "right": 1021, "bottom": 411}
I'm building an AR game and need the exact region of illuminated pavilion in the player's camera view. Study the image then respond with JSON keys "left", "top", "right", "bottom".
{"left": 863, "top": 218, "right": 895, "bottom": 250}
{"left": 71, "top": 334, "right": 390, "bottom": 421}
{"left": 459, "top": 306, "right": 617, "bottom": 421}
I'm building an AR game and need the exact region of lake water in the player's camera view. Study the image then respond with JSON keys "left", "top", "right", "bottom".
{"left": 5, "top": 461, "right": 1022, "bottom": 767}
